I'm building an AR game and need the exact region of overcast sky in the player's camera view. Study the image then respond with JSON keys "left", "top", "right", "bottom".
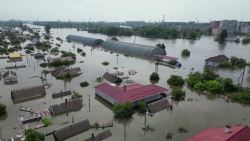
{"left": 1, "top": 0, "right": 249, "bottom": 22}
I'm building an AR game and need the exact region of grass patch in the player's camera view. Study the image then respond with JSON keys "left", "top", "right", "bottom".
{"left": 97, "top": 77, "right": 103, "bottom": 83}
{"left": 72, "top": 91, "right": 82, "bottom": 99}
{"left": 124, "top": 53, "right": 133, "bottom": 57}
{"left": 61, "top": 120, "right": 70, "bottom": 125}
{"left": 40, "top": 62, "right": 48, "bottom": 67}
{"left": 42, "top": 118, "right": 53, "bottom": 127}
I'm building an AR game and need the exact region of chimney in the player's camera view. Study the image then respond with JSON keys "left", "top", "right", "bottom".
{"left": 92, "top": 133, "right": 94, "bottom": 138}
{"left": 65, "top": 99, "right": 67, "bottom": 102}
{"left": 219, "top": 55, "right": 221, "bottom": 57}
{"left": 124, "top": 85, "right": 126, "bottom": 91}
{"left": 225, "top": 125, "right": 231, "bottom": 133}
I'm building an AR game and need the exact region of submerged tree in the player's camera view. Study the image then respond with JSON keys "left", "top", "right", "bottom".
{"left": 219, "top": 29, "right": 228, "bottom": 42}
{"left": 45, "top": 24, "right": 51, "bottom": 34}
{"left": 113, "top": 101, "right": 134, "bottom": 119}
{"left": 0, "top": 103, "right": 7, "bottom": 117}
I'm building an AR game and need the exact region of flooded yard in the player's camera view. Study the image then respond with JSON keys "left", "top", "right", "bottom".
{"left": 0, "top": 25, "right": 250, "bottom": 141}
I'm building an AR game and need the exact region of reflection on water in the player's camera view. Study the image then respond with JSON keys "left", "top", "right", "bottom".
{"left": 0, "top": 24, "right": 250, "bottom": 141}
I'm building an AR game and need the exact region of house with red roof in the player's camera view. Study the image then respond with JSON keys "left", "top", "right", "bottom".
{"left": 0, "top": 32, "right": 5, "bottom": 38}
{"left": 205, "top": 55, "right": 229, "bottom": 67}
{"left": 188, "top": 125, "right": 250, "bottom": 141}
{"left": 94, "top": 83, "right": 168, "bottom": 105}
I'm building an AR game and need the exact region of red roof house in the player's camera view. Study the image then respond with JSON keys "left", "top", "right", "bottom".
{"left": 188, "top": 125, "right": 250, "bottom": 141}
{"left": 0, "top": 33, "right": 5, "bottom": 38}
{"left": 94, "top": 83, "right": 168, "bottom": 105}
{"left": 154, "top": 54, "right": 178, "bottom": 61}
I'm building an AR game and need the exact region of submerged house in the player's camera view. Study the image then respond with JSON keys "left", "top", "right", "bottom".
{"left": 51, "top": 66, "right": 82, "bottom": 78}
{"left": 102, "top": 72, "right": 122, "bottom": 83}
{"left": 188, "top": 125, "right": 250, "bottom": 141}
{"left": 94, "top": 83, "right": 168, "bottom": 106}
{"left": 34, "top": 52, "right": 44, "bottom": 58}
{"left": 2, "top": 70, "right": 17, "bottom": 83}
{"left": 101, "top": 40, "right": 166, "bottom": 57}
{"left": 53, "top": 118, "right": 91, "bottom": 141}
{"left": 9, "top": 53, "right": 21, "bottom": 60}
{"left": 85, "top": 130, "right": 112, "bottom": 141}
{"left": 205, "top": 55, "right": 229, "bottom": 67}
{"left": 66, "top": 35, "right": 104, "bottom": 46}
{"left": 11, "top": 85, "right": 46, "bottom": 102}
{"left": 47, "top": 56, "right": 74, "bottom": 65}
{"left": 49, "top": 98, "right": 83, "bottom": 115}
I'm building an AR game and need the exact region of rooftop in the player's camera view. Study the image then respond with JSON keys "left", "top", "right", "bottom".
{"left": 48, "top": 56, "right": 74, "bottom": 64}
{"left": 154, "top": 54, "right": 178, "bottom": 60}
{"left": 9, "top": 53, "right": 21, "bottom": 58}
{"left": 95, "top": 83, "right": 168, "bottom": 104}
{"left": 205, "top": 55, "right": 229, "bottom": 63}
{"left": 187, "top": 126, "right": 250, "bottom": 141}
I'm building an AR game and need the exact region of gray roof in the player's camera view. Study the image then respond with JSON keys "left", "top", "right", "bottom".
{"left": 52, "top": 90, "right": 72, "bottom": 98}
{"left": 54, "top": 118, "right": 91, "bottom": 141}
{"left": 48, "top": 56, "right": 74, "bottom": 64}
{"left": 147, "top": 98, "right": 170, "bottom": 113}
{"left": 101, "top": 40, "right": 166, "bottom": 57}
{"left": 2, "top": 70, "right": 17, "bottom": 80}
{"left": 34, "top": 53, "right": 44, "bottom": 58}
{"left": 66, "top": 35, "right": 104, "bottom": 46}
{"left": 84, "top": 130, "right": 112, "bottom": 141}
{"left": 11, "top": 85, "right": 46, "bottom": 102}
{"left": 49, "top": 98, "right": 83, "bottom": 115}
{"left": 103, "top": 72, "right": 122, "bottom": 83}
{"left": 205, "top": 55, "right": 229, "bottom": 63}
{"left": 51, "top": 66, "right": 81, "bottom": 78}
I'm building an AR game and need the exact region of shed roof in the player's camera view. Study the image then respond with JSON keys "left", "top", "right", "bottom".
{"left": 102, "top": 72, "right": 122, "bottom": 83}
{"left": 9, "top": 53, "right": 21, "bottom": 58}
{"left": 85, "top": 130, "right": 112, "bottom": 141}
{"left": 205, "top": 55, "right": 229, "bottom": 63}
{"left": 48, "top": 56, "right": 74, "bottom": 64}
{"left": 52, "top": 90, "right": 72, "bottom": 98}
{"left": 95, "top": 83, "right": 168, "bottom": 104}
{"left": 187, "top": 126, "right": 250, "bottom": 141}
{"left": 34, "top": 53, "right": 44, "bottom": 58}
{"left": 154, "top": 54, "right": 178, "bottom": 60}
{"left": 49, "top": 98, "right": 83, "bottom": 115}
{"left": 66, "top": 35, "right": 104, "bottom": 46}
{"left": 11, "top": 85, "right": 46, "bottom": 102}
{"left": 147, "top": 98, "right": 170, "bottom": 113}
{"left": 51, "top": 66, "right": 81, "bottom": 78}
{"left": 2, "top": 70, "right": 17, "bottom": 80}
{"left": 54, "top": 118, "right": 91, "bottom": 141}
{"left": 101, "top": 40, "right": 166, "bottom": 57}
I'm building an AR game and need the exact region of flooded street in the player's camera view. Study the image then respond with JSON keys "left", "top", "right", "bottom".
{"left": 0, "top": 25, "right": 250, "bottom": 141}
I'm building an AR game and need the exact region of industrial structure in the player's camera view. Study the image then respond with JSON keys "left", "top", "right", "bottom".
{"left": 66, "top": 35, "right": 104, "bottom": 46}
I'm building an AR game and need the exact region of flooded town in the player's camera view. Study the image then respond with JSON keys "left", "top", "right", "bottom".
{"left": 1, "top": 1, "right": 250, "bottom": 141}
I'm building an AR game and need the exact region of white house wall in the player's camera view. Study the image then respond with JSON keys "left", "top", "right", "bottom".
{"left": 205, "top": 61, "right": 221, "bottom": 67}
{"left": 95, "top": 89, "right": 117, "bottom": 105}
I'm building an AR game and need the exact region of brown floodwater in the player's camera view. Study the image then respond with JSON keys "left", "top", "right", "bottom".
{"left": 0, "top": 25, "right": 250, "bottom": 141}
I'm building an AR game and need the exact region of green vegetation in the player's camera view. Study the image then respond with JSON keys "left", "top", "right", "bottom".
{"left": 67, "top": 40, "right": 71, "bottom": 43}
{"left": 229, "top": 88, "right": 250, "bottom": 104}
{"left": 61, "top": 120, "right": 70, "bottom": 125}
{"left": 124, "top": 53, "right": 133, "bottom": 57}
{"left": 111, "top": 37, "right": 119, "bottom": 41}
{"left": 137, "top": 100, "right": 146, "bottom": 113}
{"left": 72, "top": 91, "right": 82, "bottom": 99}
{"left": 91, "top": 122, "right": 99, "bottom": 129}
{"left": 87, "top": 26, "right": 132, "bottom": 36}
{"left": 156, "top": 43, "right": 165, "bottom": 49}
{"left": 206, "top": 80, "right": 223, "bottom": 94}
{"left": 44, "top": 35, "right": 51, "bottom": 40}
{"left": 79, "top": 61, "right": 84, "bottom": 63}
{"left": 242, "top": 38, "right": 250, "bottom": 44}
{"left": 77, "top": 48, "right": 83, "bottom": 52}
{"left": 150, "top": 72, "right": 160, "bottom": 81}
{"left": 142, "top": 124, "right": 155, "bottom": 132}
{"left": 113, "top": 101, "right": 134, "bottom": 119}
{"left": 40, "top": 62, "right": 48, "bottom": 67}
{"left": 230, "top": 56, "right": 246, "bottom": 67}
{"left": 0, "top": 103, "right": 7, "bottom": 117}
{"left": 181, "top": 49, "right": 190, "bottom": 56}
{"left": 80, "top": 81, "right": 89, "bottom": 87}
{"left": 168, "top": 60, "right": 178, "bottom": 65}
{"left": 61, "top": 51, "right": 76, "bottom": 59}
{"left": 220, "top": 61, "right": 232, "bottom": 67}
{"left": 45, "top": 25, "right": 51, "bottom": 34}
{"left": 35, "top": 42, "right": 51, "bottom": 48}
{"left": 161, "top": 93, "right": 167, "bottom": 97}
{"left": 166, "top": 132, "right": 173, "bottom": 140}
{"left": 167, "top": 75, "right": 185, "bottom": 86}
{"left": 52, "top": 59, "right": 70, "bottom": 66}
{"left": 97, "top": 77, "right": 103, "bottom": 83}
{"left": 25, "top": 129, "right": 45, "bottom": 141}
{"left": 51, "top": 47, "right": 60, "bottom": 53}
{"left": 110, "top": 51, "right": 113, "bottom": 54}
{"left": 171, "top": 88, "right": 186, "bottom": 101}
{"left": 56, "top": 37, "right": 63, "bottom": 41}
{"left": 219, "top": 29, "right": 228, "bottom": 42}
{"left": 177, "top": 126, "right": 188, "bottom": 133}
{"left": 42, "top": 118, "right": 53, "bottom": 127}
{"left": 102, "top": 61, "right": 109, "bottom": 66}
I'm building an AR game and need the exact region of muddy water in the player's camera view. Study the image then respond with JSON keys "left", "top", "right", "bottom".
{"left": 0, "top": 25, "right": 250, "bottom": 141}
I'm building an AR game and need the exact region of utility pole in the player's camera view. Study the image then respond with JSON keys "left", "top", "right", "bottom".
{"left": 88, "top": 94, "right": 90, "bottom": 112}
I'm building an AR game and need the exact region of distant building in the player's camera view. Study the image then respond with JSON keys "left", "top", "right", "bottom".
{"left": 47, "top": 56, "right": 74, "bottom": 65}
{"left": 31, "top": 38, "right": 40, "bottom": 42}
{"left": 187, "top": 125, "right": 250, "bottom": 141}
{"left": 2, "top": 70, "right": 17, "bottom": 83}
{"left": 212, "top": 27, "right": 225, "bottom": 40}
{"left": 210, "top": 21, "right": 220, "bottom": 28}
{"left": 0, "top": 33, "right": 5, "bottom": 38}
{"left": 10, "top": 29, "right": 18, "bottom": 33}
{"left": 219, "top": 20, "right": 239, "bottom": 34}
{"left": 125, "top": 21, "right": 145, "bottom": 25}
{"left": 241, "top": 26, "right": 250, "bottom": 33}
{"left": 205, "top": 55, "right": 229, "bottom": 67}
{"left": 94, "top": 83, "right": 168, "bottom": 106}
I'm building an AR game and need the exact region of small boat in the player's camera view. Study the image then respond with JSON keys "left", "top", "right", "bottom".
{"left": 19, "top": 106, "right": 31, "bottom": 112}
